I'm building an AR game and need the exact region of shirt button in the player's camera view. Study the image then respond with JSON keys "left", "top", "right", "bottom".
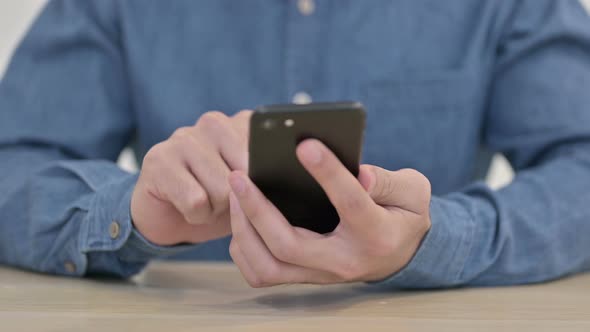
{"left": 64, "top": 262, "right": 76, "bottom": 274}
{"left": 292, "top": 91, "right": 312, "bottom": 105}
{"left": 297, "top": 0, "right": 315, "bottom": 16}
{"left": 109, "top": 221, "right": 121, "bottom": 239}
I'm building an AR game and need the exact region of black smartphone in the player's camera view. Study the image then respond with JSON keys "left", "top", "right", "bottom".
{"left": 248, "top": 101, "right": 366, "bottom": 234}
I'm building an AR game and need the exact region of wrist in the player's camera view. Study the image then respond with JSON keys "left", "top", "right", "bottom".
{"left": 366, "top": 195, "right": 474, "bottom": 288}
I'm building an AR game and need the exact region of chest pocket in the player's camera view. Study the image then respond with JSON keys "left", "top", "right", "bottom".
{"left": 361, "top": 71, "right": 483, "bottom": 192}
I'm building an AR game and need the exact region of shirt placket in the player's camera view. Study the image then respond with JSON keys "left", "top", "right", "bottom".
{"left": 284, "top": 0, "right": 323, "bottom": 104}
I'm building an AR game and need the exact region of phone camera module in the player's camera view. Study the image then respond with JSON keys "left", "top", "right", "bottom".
{"left": 262, "top": 119, "right": 275, "bottom": 130}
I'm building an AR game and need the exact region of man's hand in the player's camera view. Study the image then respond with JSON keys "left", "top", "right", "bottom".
{"left": 228, "top": 139, "right": 431, "bottom": 286}
{"left": 130, "top": 110, "right": 251, "bottom": 246}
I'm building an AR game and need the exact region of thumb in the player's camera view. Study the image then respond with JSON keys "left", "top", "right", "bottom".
{"left": 359, "top": 165, "right": 431, "bottom": 215}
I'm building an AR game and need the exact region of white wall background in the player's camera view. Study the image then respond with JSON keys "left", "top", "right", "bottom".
{"left": 1, "top": 0, "right": 589, "bottom": 186}
{"left": 0, "top": 0, "right": 45, "bottom": 75}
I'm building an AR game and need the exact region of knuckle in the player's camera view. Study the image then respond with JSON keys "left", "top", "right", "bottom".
{"left": 197, "top": 111, "right": 228, "bottom": 130}
{"left": 418, "top": 177, "right": 432, "bottom": 198}
{"left": 169, "top": 128, "right": 197, "bottom": 151}
{"left": 400, "top": 168, "right": 432, "bottom": 211}
{"left": 187, "top": 190, "right": 209, "bottom": 210}
{"left": 171, "top": 126, "right": 193, "bottom": 139}
{"left": 208, "top": 189, "right": 231, "bottom": 216}
{"left": 401, "top": 168, "right": 431, "bottom": 195}
{"left": 181, "top": 191, "right": 210, "bottom": 224}
{"left": 234, "top": 109, "right": 253, "bottom": 118}
{"left": 399, "top": 168, "right": 421, "bottom": 177}
{"left": 142, "top": 143, "right": 167, "bottom": 166}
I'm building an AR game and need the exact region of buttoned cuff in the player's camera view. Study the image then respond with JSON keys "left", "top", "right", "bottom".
{"left": 117, "top": 227, "right": 202, "bottom": 263}
{"left": 82, "top": 172, "right": 202, "bottom": 277}
{"left": 66, "top": 172, "right": 140, "bottom": 277}
{"left": 368, "top": 195, "right": 476, "bottom": 289}
{"left": 43, "top": 162, "right": 140, "bottom": 277}
{"left": 80, "top": 174, "right": 139, "bottom": 255}
{"left": 71, "top": 168, "right": 198, "bottom": 277}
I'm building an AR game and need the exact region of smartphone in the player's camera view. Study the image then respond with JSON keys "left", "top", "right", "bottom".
{"left": 248, "top": 101, "right": 366, "bottom": 234}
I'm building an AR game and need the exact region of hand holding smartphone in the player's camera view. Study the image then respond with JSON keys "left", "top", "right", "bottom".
{"left": 248, "top": 102, "right": 366, "bottom": 234}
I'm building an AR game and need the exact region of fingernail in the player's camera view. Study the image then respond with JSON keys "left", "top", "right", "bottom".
{"left": 300, "top": 141, "right": 322, "bottom": 165}
{"left": 229, "top": 174, "right": 247, "bottom": 196}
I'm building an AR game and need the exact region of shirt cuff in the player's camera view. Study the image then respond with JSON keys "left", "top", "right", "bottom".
{"left": 75, "top": 168, "right": 199, "bottom": 277}
{"left": 368, "top": 195, "right": 476, "bottom": 289}
{"left": 117, "top": 227, "right": 201, "bottom": 263}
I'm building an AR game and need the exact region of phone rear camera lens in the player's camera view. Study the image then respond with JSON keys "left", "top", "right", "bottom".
{"left": 262, "top": 119, "right": 275, "bottom": 130}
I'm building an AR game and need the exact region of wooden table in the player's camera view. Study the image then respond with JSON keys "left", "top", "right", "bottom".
{"left": 1, "top": 262, "right": 589, "bottom": 331}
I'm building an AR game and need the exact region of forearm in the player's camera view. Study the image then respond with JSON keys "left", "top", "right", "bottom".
{"left": 464, "top": 142, "right": 590, "bottom": 285}
{"left": 375, "top": 142, "right": 590, "bottom": 288}
{"left": 0, "top": 145, "right": 146, "bottom": 277}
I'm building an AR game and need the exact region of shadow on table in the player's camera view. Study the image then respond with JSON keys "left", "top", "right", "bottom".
{"left": 93, "top": 262, "right": 443, "bottom": 313}
{"left": 220, "top": 285, "right": 433, "bottom": 313}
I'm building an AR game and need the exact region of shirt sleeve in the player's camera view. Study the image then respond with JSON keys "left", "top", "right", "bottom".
{"left": 373, "top": 0, "right": 590, "bottom": 288}
{"left": 0, "top": 0, "right": 198, "bottom": 278}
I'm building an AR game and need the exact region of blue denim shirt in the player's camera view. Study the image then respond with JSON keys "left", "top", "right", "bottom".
{"left": 1, "top": 0, "right": 590, "bottom": 288}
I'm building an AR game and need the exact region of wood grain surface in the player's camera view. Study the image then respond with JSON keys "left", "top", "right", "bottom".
{"left": 1, "top": 262, "right": 589, "bottom": 331}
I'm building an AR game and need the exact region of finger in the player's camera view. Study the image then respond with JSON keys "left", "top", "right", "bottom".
{"left": 228, "top": 172, "right": 298, "bottom": 252}
{"left": 181, "top": 142, "right": 232, "bottom": 216}
{"left": 362, "top": 165, "right": 431, "bottom": 215}
{"left": 231, "top": 109, "right": 252, "bottom": 139}
{"left": 230, "top": 192, "right": 287, "bottom": 286}
{"left": 228, "top": 171, "right": 352, "bottom": 275}
{"left": 152, "top": 162, "right": 212, "bottom": 225}
{"left": 195, "top": 111, "right": 248, "bottom": 171}
{"left": 228, "top": 240, "right": 261, "bottom": 287}
{"left": 296, "top": 139, "right": 377, "bottom": 223}
{"left": 229, "top": 193, "right": 338, "bottom": 286}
